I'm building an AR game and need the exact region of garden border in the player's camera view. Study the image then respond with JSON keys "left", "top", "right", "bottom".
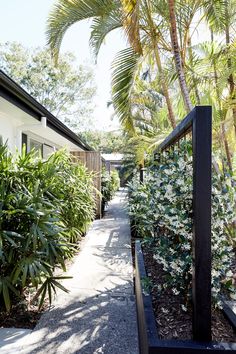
{"left": 222, "top": 302, "right": 236, "bottom": 331}
{"left": 135, "top": 240, "right": 236, "bottom": 354}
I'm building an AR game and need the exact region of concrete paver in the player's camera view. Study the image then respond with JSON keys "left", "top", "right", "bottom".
{"left": 16, "top": 189, "right": 139, "bottom": 354}
{"left": 0, "top": 328, "right": 32, "bottom": 354}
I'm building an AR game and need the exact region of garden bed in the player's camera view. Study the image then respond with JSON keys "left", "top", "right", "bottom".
{"left": 135, "top": 240, "right": 236, "bottom": 354}
{"left": 0, "top": 249, "right": 80, "bottom": 330}
{"left": 0, "top": 302, "right": 47, "bottom": 329}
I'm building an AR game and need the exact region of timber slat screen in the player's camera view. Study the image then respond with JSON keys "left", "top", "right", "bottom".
{"left": 71, "top": 151, "right": 102, "bottom": 219}
{"left": 154, "top": 106, "right": 212, "bottom": 342}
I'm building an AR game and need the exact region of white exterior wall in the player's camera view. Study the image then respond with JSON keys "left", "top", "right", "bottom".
{"left": 0, "top": 97, "right": 83, "bottom": 153}
{"left": 0, "top": 109, "right": 16, "bottom": 151}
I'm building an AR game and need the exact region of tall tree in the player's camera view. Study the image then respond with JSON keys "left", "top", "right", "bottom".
{"left": 224, "top": 1, "right": 236, "bottom": 137}
{"left": 47, "top": 0, "right": 236, "bottom": 171}
{"left": 201, "top": 0, "right": 236, "bottom": 169}
{"left": 167, "top": 0, "right": 193, "bottom": 112}
{"left": 47, "top": 0, "right": 177, "bottom": 130}
{"left": 125, "top": 0, "right": 176, "bottom": 128}
{"left": 0, "top": 42, "right": 96, "bottom": 132}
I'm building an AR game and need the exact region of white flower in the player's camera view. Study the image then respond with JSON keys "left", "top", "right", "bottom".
{"left": 172, "top": 288, "right": 180, "bottom": 295}
{"left": 165, "top": 169, "right": 172, "bottom": 176}
{"left": 181, "top": 304, "right": 187, "bottom": 312}
{"left": 226, "top": 270, "right": 233, "bottom": 277}
{"left": 161, "top": 307, "right": 169, "bottom": 314}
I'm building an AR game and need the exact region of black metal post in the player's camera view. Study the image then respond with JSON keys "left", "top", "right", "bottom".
{"left": 140, "top": 168, "right": 145, "bottom": 183}
{"left": 192, "top": 106, "right": 212, "bottom": 341}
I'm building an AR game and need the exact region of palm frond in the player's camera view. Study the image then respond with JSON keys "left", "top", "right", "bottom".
{"left": 90, "top": 9, "right": 122, "bottom": 60}
{"left": 46, "top": 0, "right": 113, "bottom": 62}
{"left": 111, "top": 47, "right": 141, "bottom": 133}
{"left": 201, "top": 0, "right": 229, "bottom": 31}
{"left": 121, "top": 0, "right": 143, "bottom": 54}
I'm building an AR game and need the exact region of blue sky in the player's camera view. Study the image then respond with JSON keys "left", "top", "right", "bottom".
{"left": 0, "top": 0, "right": 126, "bottom": 131}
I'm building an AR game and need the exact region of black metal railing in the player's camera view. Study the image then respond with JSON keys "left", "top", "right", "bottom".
{"left": 139, "top": 167, "right": 146, "bottom": 183}
{"left": 153, "top": 106, "right": 212, "bottom": 342}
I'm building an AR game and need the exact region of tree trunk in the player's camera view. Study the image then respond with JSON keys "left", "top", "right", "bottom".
{"left": 221, "top": 123, "right": 233, "bottom": 171}
{"left": 168, "top": 0, "right": 193, "bottom": 113}
{"left": 187, "top": 37, "right": 200, "bottom": 105}
{"left": 145, "top": 0, "right": 176, "bottom": 129}
{"left": 225, "top": 3, "right": 236, "bottom": 138}
{"left": 211, "top": 30, "right": 232, "bottom": 171}
{"left": 154, "top": 46, "right": 176, "bottom": 129}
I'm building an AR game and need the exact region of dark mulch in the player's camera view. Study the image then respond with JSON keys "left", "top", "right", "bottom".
{"left": 0, "top": 302, "right": 47, "bottom": 329}
{"left": 138, "top": 241, "right": 236, "bottom": 342}
{"left": 0, "top": 249, "right": 81, "bottom": 330}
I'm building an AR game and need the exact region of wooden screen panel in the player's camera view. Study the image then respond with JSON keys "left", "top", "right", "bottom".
{"left": 71, "top": 151, "right": 102, "bottom": 219}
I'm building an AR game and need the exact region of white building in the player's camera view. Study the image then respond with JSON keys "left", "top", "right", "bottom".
{"left": 0, "top": 70, "right": 93, "bottom": 156}
{"left": 101, "top": 153, "right": 124, "bottom": 172}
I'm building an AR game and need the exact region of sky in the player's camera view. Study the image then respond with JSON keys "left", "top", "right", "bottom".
{"left": 0, "top": 0, "right": 127, "bottom": 131}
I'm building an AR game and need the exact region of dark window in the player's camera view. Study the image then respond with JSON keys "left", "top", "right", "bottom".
{"left": 43, "top": 143, "right": 55, "bottom": 158}
{"left": 29, "top": 138, "right": 43, "bottom": 157}
{"left": 22, "top": 133, "right": 27, "bottom": 152}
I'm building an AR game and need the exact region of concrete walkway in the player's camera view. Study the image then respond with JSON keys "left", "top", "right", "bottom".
{"left": 15, "top": 189, "right": 139, "bottom": 354}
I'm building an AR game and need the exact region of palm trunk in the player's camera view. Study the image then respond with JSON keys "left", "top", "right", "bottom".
{"left": 228, "top": 74, "right": 236, "bottom": 138}
{"left": 225, "top": 3, "right": 236, "bottom": 138}
{"left": 154, "top": 46, "right": 176, "bottom": 129}
{"left": 211, "top": 30, "right": 232, "bottom": 171}
{"left": 168, "top": 0, "right": 193, "bottom": 113}
{"left": 187, "top": 37, "right": 200, "bottom": 104}
{"left": 144, "top": 0, "right": 176, "bottom": 129}
{"left": 221, "top": 123, "right": 233, "bottom": 171}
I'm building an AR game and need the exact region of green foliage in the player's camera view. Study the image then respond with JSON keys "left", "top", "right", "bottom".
{"left": 101, "top": 169, "right": 120, "bottom": 207}
{"left": 0, "top": 42, "right": 96, "bottom": 132}
{"left": 80, "top": 130, "right": 126, "bottom": 153}
{"left": 0, "top": 145, "right": 95, "bottom": 311}
{"left": 46, "top": 0, "right": 117, "bottom": 62}
{"left": 128, "top": 142, "right": 236, "bottom": 307}
{"left": 46, "top": 0, "right": 236, "bottom": 171}
{"left": 111, "top": 47, "right": 140, "bottom": 132}
{"left": 111, "top": 169, "right": 120, "bottom": 193}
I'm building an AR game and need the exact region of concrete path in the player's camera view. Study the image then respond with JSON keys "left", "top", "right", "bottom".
{"left": 16, "top": 189, "right": 139, "bottom": 354}
{"left": 0, "top": 328, "right": 32, "bottom": 354}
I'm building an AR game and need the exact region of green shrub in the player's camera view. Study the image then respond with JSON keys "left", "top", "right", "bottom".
{"left": 128, "top": 143, "right": 236, "bottom": 307}
{"left": 0, "top": 145, "right": 95, "bottom": 311}
{"left": 111, "top": 170, "right": 120, "bottom": 194}
{"left": 101, "top": 168, "right": 120, "bottom": 207}
{"left": 42, "top": 150, "right": 95, "bottom": 242}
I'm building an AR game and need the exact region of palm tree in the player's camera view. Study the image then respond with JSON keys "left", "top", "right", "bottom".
{"left": 116, "top": 0, "right": 176, "bottom": 128}
{"left": 47, "top": 0, "right": 235, "bottom": 172}
{"left": 47, "top": 0, "right": 177, "bottom": 130}
{"left": 46, "top": 0, "right": 119, "bottom": 62}
{"left": 201, "top": 0, "right": 236, "bottom": 169}
{"left": 167, "top": 0, "right": 193, "bottom": 112}
{"left": 142, "top": 0, "right": 176, "bottom": 128}
{"left": 47, "top": 0, "right": 136, "bottom": 132}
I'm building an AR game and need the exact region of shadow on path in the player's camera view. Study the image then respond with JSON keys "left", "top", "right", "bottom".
{"left": 21, "top": 189, "right": 139, "bottom": 354}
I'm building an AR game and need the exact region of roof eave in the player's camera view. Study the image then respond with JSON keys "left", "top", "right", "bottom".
{"left": 0, "top": 70, "right": 94, "bottom": 151}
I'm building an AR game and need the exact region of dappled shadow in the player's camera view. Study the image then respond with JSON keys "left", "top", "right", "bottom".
{"left": 0, "top": 328, "right": 32, "bottom": 349}
{"left": 102, "top": 189, "right": 128, "bottom": 222}
{"left": 20, "top": 189, "right": 138, "bottom": 354}
{"left": 22, "top": 284, "right": 138, "bottom": 354}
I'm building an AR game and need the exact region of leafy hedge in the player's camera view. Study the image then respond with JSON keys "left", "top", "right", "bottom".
{"left": 101, "top": 169, "right": 120, "bottom": 210}
{"left": 0, "top": 145, "right": 95, "bottom": 311}
{"left": 128, "top": 142, "right": 236, "bottom": 307}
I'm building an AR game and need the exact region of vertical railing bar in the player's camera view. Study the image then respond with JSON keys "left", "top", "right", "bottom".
{"left": 192, "top": 105, "right": 212, "bottom": 341}
{"left": 140, "top": 167, "right": 145, "bottom": 183}
{"left": 156, "top": 105, "right": 212, "bottom": 341}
